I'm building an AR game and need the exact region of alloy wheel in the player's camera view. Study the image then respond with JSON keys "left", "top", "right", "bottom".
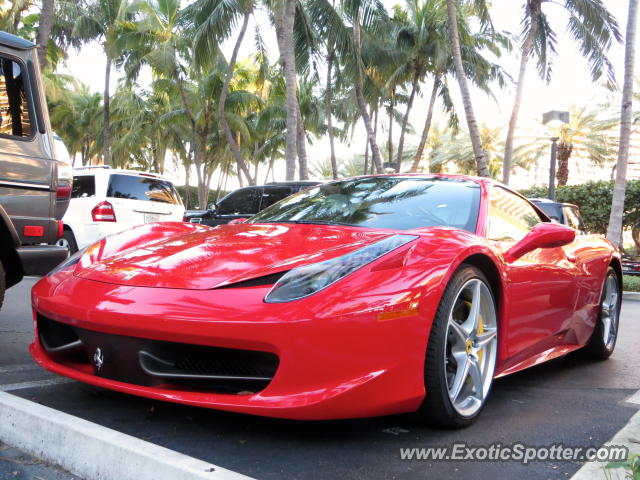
{"left": 601, "top": 274, "right": 619, "bottom": 350}
{"left": 445, "top": 278, "right": 498, "bottom": 417}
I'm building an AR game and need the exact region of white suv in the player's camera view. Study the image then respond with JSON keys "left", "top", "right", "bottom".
{"left": 58, "top": 167, "right": 185, "bottom": 254}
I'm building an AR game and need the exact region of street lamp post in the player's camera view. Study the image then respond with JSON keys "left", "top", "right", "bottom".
{"left": 548, "top": 137, "right": 559, "bottom": 201}
{"left": 542, "top": 110, "right": 570, "bottom": 201}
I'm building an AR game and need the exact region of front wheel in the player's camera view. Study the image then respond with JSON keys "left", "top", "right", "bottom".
{"left": 419, "top": 265, "right": 498, "bottom": 428}
{"left": 584, "top": 267, "right": 621, "bottom": 360}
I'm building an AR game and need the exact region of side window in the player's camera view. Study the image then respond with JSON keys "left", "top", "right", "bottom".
{"left": 71, "top": 176, "right": 96, "bottom": 198}
{"left": 0, "top": 57, "right": 32, "bottom": 138}
{"left": 259, "top": 187, "right": 293, "bottom": 211}
{"left": 488, "top": 187, "right": 542, "bottom": 242}
{"left": 217, "top": 188, "right": 260, "bottom": 215}
{"left": 564, "top": 206, "right": 584, "bottom": 231}
{"left": 107, "top": 174, "right": 182, "bottom": 205}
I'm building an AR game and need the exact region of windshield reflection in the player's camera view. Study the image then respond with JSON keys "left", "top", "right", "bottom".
{"left": 248, "top": 176, "right": 481, "bottom": 232}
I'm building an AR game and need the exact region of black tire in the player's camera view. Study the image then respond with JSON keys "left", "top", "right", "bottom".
{"left": 0, "top": 261, "right": 5, "bottom": 310}
{"left": 583, "top": 267, "right": 621, "bottom": 360}
{"left": 418, "top": 264, "right": 497, "bottom": 429}
{"left": 56, "top": 230, "right": 78, "bottom": 256}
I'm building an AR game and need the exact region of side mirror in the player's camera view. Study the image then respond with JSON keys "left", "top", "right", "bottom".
{"left": 207, "top": 202, "right": 217, "bottom": 212}
{"left": 504, "top": 222, "right": 575, "bottom": 263}
{"left": 228, "top": 218, "right": 248, "bottom": 225}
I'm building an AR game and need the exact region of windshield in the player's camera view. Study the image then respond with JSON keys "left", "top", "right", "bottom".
{"left": 248, "top": 176, "right": 481, "bottom": 232}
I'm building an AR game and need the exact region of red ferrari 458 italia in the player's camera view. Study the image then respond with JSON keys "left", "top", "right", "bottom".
{"left": 30, "top": 174, "right": 621, "bottom": 428}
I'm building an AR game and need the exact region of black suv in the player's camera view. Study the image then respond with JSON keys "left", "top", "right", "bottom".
{"left": 185, "top": 181, "right": 320, "bottom": 226}
{"left": 529, "top": 198, "right": 585, "bottom": 233}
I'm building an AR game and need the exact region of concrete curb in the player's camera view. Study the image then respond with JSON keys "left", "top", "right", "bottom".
{"left": 0, "top": 391, "right": 253, "bottom": 480}
{"left": 571, "top": 407, "right": 640, "bottom": 480}
{"left": 623, "top": 291, "right": 640, "bottom": 300}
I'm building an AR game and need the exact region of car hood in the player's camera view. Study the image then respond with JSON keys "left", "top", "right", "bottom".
{"left": 73, "top": 222, "right": 393, "bottom": 290}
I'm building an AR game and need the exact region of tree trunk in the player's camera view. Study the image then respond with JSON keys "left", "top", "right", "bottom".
{"left": 396, "top": 67, "right": 420, "bottom": 172}
{"left": 388, "top": 89, "right": 394, "bottom": 168}
{"left": 372, "top": 105, "right": 379, "bottom": 174}
{"left": 446, "top": 0, "right": 489, "bottom": 177}
{"left": 353, "top": 11, "right": 384, "bottom": 173}
{"left": 632, "top": 226, "right": 640, "bottom": 252}
{"left": 325, "top": 50, "right": 338, "bottom": 179}
{"left": 103, "top": 54, "right": 111, "bottom": 166}
{"left": 607, "top": 0, "right": 638, "bottom": 246}
{"left": 276, "top": 0, "right": 299, "bottom": 181}
{"left": 556, "top": 142, "right": 573, "bottom": 186}
{"left": 151, "top": 136, "right": 160, "bottom": 173}
{"left": 265, "top": 156, "right": 275, "bottom": 183}
{"left": 411, "top": 75, "right": 439, "bottom": 172}
{"left": 502, "top": 0, "right": 541, "bottom": 185}
{"left": 184, "top": 163, "right": 191, "bottom": 210}
{"left": 218, "top": 12, "right": 255, "bottom": 185}
{"left": 296, "top": 104, "right": 309, "bottom": 180}
{"left": 363, "top": 135, "right": 369, "bottom": 174}
{"left": 36, "top": 0, "right": 55, "bottom": 70}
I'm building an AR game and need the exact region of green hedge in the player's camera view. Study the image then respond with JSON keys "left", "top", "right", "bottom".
{"left": 519, "top": 180, "right": 640, "bottom": 236}
{"left": 623, "top": 275, "right": 640, "bottom": 292}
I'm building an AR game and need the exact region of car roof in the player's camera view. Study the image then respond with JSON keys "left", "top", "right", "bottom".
{"left": 72, "top": 167, "right": 173, "bottom": 183}
{"left": 0, "top": 32, "right": 35, "bottom": 50}
{"left": 266, "top": 181, "right": 322, "bottom": 187}
{"left": 529, "top": 198, "right": 579, "bottom": 209}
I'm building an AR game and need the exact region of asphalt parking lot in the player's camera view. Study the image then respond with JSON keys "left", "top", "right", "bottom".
{"left": 1, "top": 277, "right": 639, "bottom": 480}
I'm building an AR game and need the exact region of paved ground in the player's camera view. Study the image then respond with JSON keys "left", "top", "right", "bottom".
{"left": 0, "top": 441, "right": 80, "bottom": 480}
{"left": 1, "top": 277, "right": 639, "bottom": 480}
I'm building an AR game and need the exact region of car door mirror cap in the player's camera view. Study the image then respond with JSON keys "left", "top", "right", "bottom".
{"left": 504, "top": 222, "right": 576, "bottom": 263}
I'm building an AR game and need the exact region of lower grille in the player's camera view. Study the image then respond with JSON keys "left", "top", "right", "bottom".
{"left": 37, "top": 314, "right": 279, "bottom": 394}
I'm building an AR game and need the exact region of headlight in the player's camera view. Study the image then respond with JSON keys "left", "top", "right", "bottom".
{"left": 264, "top": 234, "right": 418, "bottom": 303}
{"left": 48, "top": 246, "right": 88, "bottom": 276}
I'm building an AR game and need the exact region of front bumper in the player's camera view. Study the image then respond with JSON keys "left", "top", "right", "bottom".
{"left": 30, "top": 272, "right": 431, "bottom": 420}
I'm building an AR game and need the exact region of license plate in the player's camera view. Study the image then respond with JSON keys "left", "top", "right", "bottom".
{"left": 144, "top": 213, "right": 160, "bottom": 223}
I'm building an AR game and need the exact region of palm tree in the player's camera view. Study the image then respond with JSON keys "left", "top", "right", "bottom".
{"left": 272, "top": 0, "right": 300, "bottom": 180}
{"left": 502, "top": 0, "right": 621, "bottom": 185}
{"left": 527, "top": 106, "right": 617, "bottom": 186}
{"left": 404, "top": 0, "right": 508, "bottom": 173}
{"left": 445, "top": 0, "right": 489, "bottom": 177}
{"left": 217, "top": 9, "right": 255, "bottom": 185}
{"left": 430, "top": 124, "right": 539, "bottom": 179}
{"left": 73, "top": 0, "right": 131, "bottom": 166}
{"left": 607, "top": 0, "right": 638, "bottom": 246}
{"left": 0, "top": 0, "right": 32, "bottom": 33}
{"left": 37, "top": 0, "right": 55, "bottom": 69}
{"left": 49, "top": 84, "right": 103, "bottom": 166}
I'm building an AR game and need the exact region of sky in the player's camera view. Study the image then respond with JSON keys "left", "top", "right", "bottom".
{"left": 61, "top": 0, "right": 636, "bottom": 187}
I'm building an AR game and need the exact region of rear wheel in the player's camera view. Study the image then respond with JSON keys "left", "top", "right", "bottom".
{"left": 584, "top": 267, "right": 620, "bottom": 360}
{"left": 419, "top": 265, "right": 498, "bottom": 428}
{"left": 55, "top": 230, "right": 78, "bottom": 257}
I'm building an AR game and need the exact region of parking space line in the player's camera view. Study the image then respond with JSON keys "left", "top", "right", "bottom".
{"left": 626, "top": 389, "right": 640, "bottom": 406}
{"left": 0, "top": 378, "right": 74, "bottom": 392}
{"left": 0, "top": 363, "right": 39, "bottom": 374}
{"left": 572, "top": 398, "right": 640, "bottom": 479}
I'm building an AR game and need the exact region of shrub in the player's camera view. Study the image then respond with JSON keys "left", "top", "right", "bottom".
{"left": 519, "top": 180, "right": 640, "bottom": 237}
{"left": 623, "top": 275, "right": 640, "bottom": 292}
